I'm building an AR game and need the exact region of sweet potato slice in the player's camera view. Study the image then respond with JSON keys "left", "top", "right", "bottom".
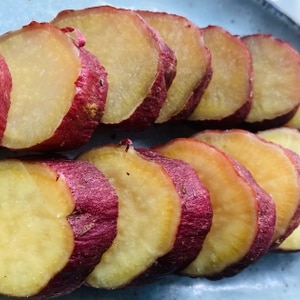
{"left": 285, "top": 108, "right": 300, "bottom": 129}
{"left": 242, "top": 34, "right": 300, "bottom": 130}
{"left": 77, "top": 143, "right": 211, "bottom": 288}
{"left": 52, "top": 6, "right": 176, "bottom": 130}
{"left": 258, "top": 127, "right": 300, "bottom": 251}
{"left": 0, "top": 21, "right": 107, "bottom": 151}
{"left": 194, "top": 129, "right": 300, "bottom": 248}
{"left": 0, "top": 158, "right": 118, "bottom": 298}
{"left": 138, "top": 10, "right": 212, "bottom": 123}
{"left": 155, "top": 138, "right": 275, "bottom": 278}
{"left": 0, "top": 54, "right": 11, "bottom": 141}
{"left": 188, "top": 25, "right": 253, "bottom": 128}
{"left": 135, "top": 148, "right": 212, "bottom": 280}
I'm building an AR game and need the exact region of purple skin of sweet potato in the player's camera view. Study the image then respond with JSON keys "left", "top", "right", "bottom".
{"left": 270, "top": 148, "right": 300, "bottom": 249}
{"left": 33, "top": 159, "right": 118, "bottom": 298}
{"left": 111, "top": 23, "right": 177, "bottom": 132}
{"left": 171, "top": 63, "right": 213, "bottom": 122}
{"left": 211, "top": 155, "right": 276, "bottom": 279}
{"left": 0, "top": 54, "right": 11, "bottom": 142}
{"left": 128, "top": 148, "right": 212, "bottom": 284}
{"left": 29, "top": 26, "right": 108, "bottom": 152}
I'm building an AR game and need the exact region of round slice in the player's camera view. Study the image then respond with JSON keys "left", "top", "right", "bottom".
{"left": 194, "top": 129, "right": 300, "bottom": 248}
{"left": 0, "top": 21, "right": 107, "bottom": 151}
{"left": 77, "top": 144, "right": 183, "bottom": 288}
{"left": 242, "top": 34, "right": 300, "bottom": 130}
{"left": 258, "top": 126, "right": 300, "bottom": 251}
{"left": 155, "top": 138, "right": 275, "bottom": 278}
{"left": 135, "top": 148, "right": 212, "bottom": 280}
{"left": 138, "top": 10, "right": 212, "bottom": 123}
{"left": 52, "top": 6, "right": 177, "bottom": 130}
{"left": 188, "top": 25, "right": 253, "bottom": 128}
{"left": 0, "top": 158, "right": 118, "bottom": 298}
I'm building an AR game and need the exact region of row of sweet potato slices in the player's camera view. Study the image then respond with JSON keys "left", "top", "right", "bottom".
{"left": 0, "top": 5, "right": 300, "bottom": 152}
{"left": 0, "top": 126, "right": 300, "bottom": 299}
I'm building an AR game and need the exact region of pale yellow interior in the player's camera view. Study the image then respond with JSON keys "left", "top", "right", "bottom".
{"left": 0, "top": 160, "right": 74, "bottom": 297}
{"left": 0, "top": 25, "right": 80, "bottom": 149}
{"left": 244, "top": 36, "right": 300, "bottom": 123}
{"left": 258, "top": 127, "right": 300, "bottom": 155}
{"left": 195, "top": 130, "right": 300, "bottom": 244}
{"left": 78, "top": 146, "right": 181, "bottom": 288}
{"left": 258, "top": 127, "right": 300, "bottom": 250}
{"left": 53, "top": 8, "right": 159, "bottom": 124}
{"left": 278, "top": 227, "right": 300, "bottom": 251}
{"left": 157, "top": 139, "right": 257, "bottom": 277}
{"left": 140, "top": 13, "right": 210, "bottom": 123}
{"left": 189, "top": 27, "right": 251, "bottom": 121}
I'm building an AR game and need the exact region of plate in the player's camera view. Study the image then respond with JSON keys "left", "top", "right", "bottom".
{"left": 267, "top": 0, "right": 300, "bottom": 26}
{"left": 0, "top": 0, "right": 300, "bottom": 299}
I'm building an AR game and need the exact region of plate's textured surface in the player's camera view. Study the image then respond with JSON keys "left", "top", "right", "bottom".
{"left": 0, "top": 1, "right": 300, "bottom": 299}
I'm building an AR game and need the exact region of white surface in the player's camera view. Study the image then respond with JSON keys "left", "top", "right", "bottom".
{"left": 268, "top": 0, "right": 300, "bottom": 25}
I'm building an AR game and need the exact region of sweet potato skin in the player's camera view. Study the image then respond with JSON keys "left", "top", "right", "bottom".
{"left": 0, "top": 54, "right": 11, "bottom": 141}
{"left": 106, "top": 10, "right": 176, "bottom": 131}
{"left": 242, "top": 106, "right": 299, "bottom": 131}
{"left": 32, "top": 159, "right": 118, "bottom": 298}
{"left": 241, "top": 34, "right": 300, "bottom": 130}
{"left": 30, "top": 30, "right": 108, "bottom": 151}
{"left": 193, "top": 129, "right": 300, "bottom": 249}
{"left": 168, "top": 25, "right": 213, "bottom": 122}
{"left": 173, "top": 65, "right": 212, "bottom": 121}
{"left": 130, "top": 148, "right": 212, "bottom": 283}
{"left": 188, "top": 25, "right": 253, "bottom": 129}
{"left": 137, "top": 10, "right": 212, "bottom": 123}
{"left": 115, "top": 66, "right": 167, "bottom": 131}
{"left": 53, "top": 6, "right": 176, "bottom": 132}
{"left": 271, "top": 148, "right": 300, "bottom": 248}
{"left": 212, "top": 156, "right": 276, "bottom": 278}
{"left": 192, "top": 100, "right": 253, "bottom": 130}
{"left": 161, "top": 42, "right": 177, "bottom": 90}
{"left": 155, "top": 137, "right": 277, "bottom": 279}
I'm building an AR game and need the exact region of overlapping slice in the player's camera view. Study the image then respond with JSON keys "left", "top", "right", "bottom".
{"left": 138, "top": 10, "right": 212, "bottom": 123}
{"left": 155, "top": 138, "right": 275, "bottom": 278}
{"left": 135, "top": 148, "right": 212, "bottom": 279}
{"left": 52, "top": 6, "right": 176, "bottom": 130}
{"left": 194, "top": 129, "right": 300, "bottom": 248}
{"left": 188, "top": 25, "right": 253, "bottom": 128}
{"left": 0, "top": 158, "right": 118, "bottom": 298}
{"left": 77, "top": 143, "right": 212, "bottom": 288}
{"left": 242, "top": 34, "right": 300, "bottom": 130}
{"left": 258, "top": 127, "right": 300, "bottom": 251}
{"left": 0, "top": 21, "right": 107, "bottom": 151}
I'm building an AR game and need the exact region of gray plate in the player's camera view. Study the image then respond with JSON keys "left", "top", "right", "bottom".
{"left": 0, "top": 0, "right": 300, "bottom": 299}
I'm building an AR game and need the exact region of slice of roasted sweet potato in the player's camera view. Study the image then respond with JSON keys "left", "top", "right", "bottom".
{"left": 138, "top": 10, "right": 212, "bottom": 123}
{"left": 52, "top": 6, "right": 176, "bottom": 130}
{"left": 258, "top": 127, "right": 300, "bottom": 251}
{"left": 0, "top": 21, "right": 107, "bottom": 151}
{"left": 242, "top": 34, "right": 300, "bottom": 130}
{"left": 155, "top": 138, "right": 275, "bottom": 279}
{"left": 0, "top": 158, "right": 118, "bottom": 298}
{"left": 135, "top": 148, "right": 212, "bottom": 280}
{"left": 194, "top": 129, "right": 300, "bottom": 248}
{"left": 77, "top": 144, "right": 181, "bottom": 288}
{"left": 188, "top": 25, "right": 253, "bottom": 128}
{"left": 0, "top": 53, "right": 11, "bottom": 141}
{"left": 77, "top": 142, "right": 212, "bottom": 288}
